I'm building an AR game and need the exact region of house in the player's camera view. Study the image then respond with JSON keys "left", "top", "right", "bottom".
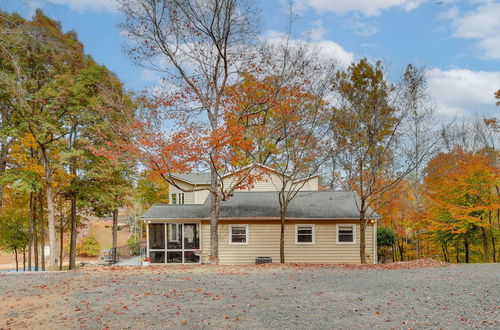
{"left": 141, "top": 165, "right": 378, "bottom": 264}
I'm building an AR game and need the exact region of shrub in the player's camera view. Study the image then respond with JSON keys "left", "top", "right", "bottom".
{"left": 127, "top": 234, "right": 141, "bottom": 256}
{"left": 77, "top": 235, "right": 101, "bottom": 257}
{"left": 377, "top": 227, "right": 396, "bottom": 247}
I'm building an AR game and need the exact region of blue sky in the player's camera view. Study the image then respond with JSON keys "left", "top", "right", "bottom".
{"left": 2, "top": 0, "right": 499, "bottom": 118}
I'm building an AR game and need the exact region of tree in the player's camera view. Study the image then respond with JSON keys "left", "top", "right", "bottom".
{"left": 227, "top": 72, "right": 330, "bottom": 263}
{"left": 424, "top": 149, "right": 498, "bottom": 263}
{"left": 329, "top": 60, "right": 436, "bottom": 263}
{"left": 3, "top": 10, "right": 88, "bottom": 270}
{"left": 0, "top": 12, "right": 35, "bottom": 214}
{"left": 0, "top": 194, "right": 30, "bottom": 271}
{"left": 119, "top": 0, "right": 259, "bottom": 263}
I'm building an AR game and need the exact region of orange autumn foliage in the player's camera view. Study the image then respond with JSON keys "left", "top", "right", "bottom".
{"left": 424, "top": 149, "right": 499, "bottom": 234}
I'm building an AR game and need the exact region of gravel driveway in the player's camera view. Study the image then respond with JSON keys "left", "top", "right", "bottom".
{"left": 0, "top": 263, "right": 498, "bottom": 329}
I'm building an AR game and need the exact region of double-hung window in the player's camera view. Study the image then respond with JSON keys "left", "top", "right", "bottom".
{"left": 170, "top": 193, "right": 185, "bottom": 204}
{"left": 229, "top": 224, "right": 248, "bottom": 245}
{"left": 337, "top": 224, "right": 355, "bottom": 244}
{"left": 295, "top": 225, "right": 315, "bottom": 244}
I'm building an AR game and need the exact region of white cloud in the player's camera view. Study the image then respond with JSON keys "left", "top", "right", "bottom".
{"left": 264, "top": 30, "right": 354, "bottom": 68}
{"left": 426, "top": 68, "right": 500, "bottom": 117}
{"left": 437, "top": 6, "right": 459, "bottom": 20}
{"left": 343, "top": 14, "right": 378, "bottom": 36}
{"left": 308, "top": 20, "right": 327, "bottom": 41}
{"left": 445, "top": 2, "right": 500, "bottom": 60}
{"left": 293, "top": 0, "right": 426, "bottom": 16}
{"left": 42, "top": 0, "right": 118, "bottom": 12}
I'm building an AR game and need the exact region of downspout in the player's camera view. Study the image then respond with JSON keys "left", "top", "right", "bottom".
{"left": 145, "top": 220, "right": 150, "bottom": 259}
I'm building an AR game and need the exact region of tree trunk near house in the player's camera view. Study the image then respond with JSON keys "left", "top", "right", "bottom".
{"left": 39, "top": 189, "right": 45, "bottom": 271}
{"left": 279, "top": 214, "right": 286, "bottom": 264}
{"left": 278, "top": 194, "right": 289, "bottom": 264}
{"left": 359, "top": 208, "right": 367, "bottom": 264}
{"left": 69, "top": 194, "right": 77, "bottom": 270}
{"left": 208, "top": 166, "right": 220, "bottom": 264}
{"left": 112, "top": 208, "right": 119, "bottom": 263}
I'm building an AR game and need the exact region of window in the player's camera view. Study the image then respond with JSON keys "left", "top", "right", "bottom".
{"left": 295, "top": 225, "right": 315, "bottom": 244}
{"left": 337, "top": 224, "right": 355, "bottom": 244}
{"left": 229, "top": 225, "right": 248, "bottom": 245}
{"left": 170, "top": 193, "right": 185, "bottom": 204}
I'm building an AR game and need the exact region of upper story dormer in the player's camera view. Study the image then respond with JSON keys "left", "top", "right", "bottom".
{"left": 168, "top": 164, "right": 319, "bottom": 205}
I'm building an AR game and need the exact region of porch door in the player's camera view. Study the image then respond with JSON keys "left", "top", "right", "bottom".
{"left": 165, "top": 223, "right": 200, "bottom": 263}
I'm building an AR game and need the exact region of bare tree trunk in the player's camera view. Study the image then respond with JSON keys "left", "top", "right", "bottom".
{"left": 32, "top": 192, "right": 39, "bottom": 271}
{"left": 14, "top": 247, "right": 18, "bottom": 272}
{"left": 59, "top": 215, "right": 64, "bottom": 270}
{"left": 40, "top": 146, "right": 57, "bottom": 271}
{"left": 280, "top": 213, "right": 286, "bottom": 264}
{"left": 0, "top": 142, "right": 9, "bottom": 215}
{"left": 441, "top": 243, "right": 448, "bottom": 263}
{"left": 69, "top": 194, "right": 77, "bottom": 270}
{"left": 398, "top": 238, "right": 404, "bottom": 261}
{"left": 464, "top": 233, "right": 470, "bottom": 264}
{"left": 39, "top": 189, "right": 45, "bottom": 271}
{"left": 489, "top": 211, "right": 496, "bottom": 263}
{"left": 45, "top": 177, "right": 57, "bottom": 270}
{"left": 492, "top": 234, "right": 497, "bottom": 263}
{"left": 69, "top": 124, "right": 78, "bottom": 270}
{"left": 481, "top": 227, "right": 489, "bottom": 262}
{"left": 416, "top": 234, "right": 420, "bottom": 260}
{"left": 208, "top": 167, "right": 220, "bottom": 264}
{"left": 360, "top": 208, "right": 367, "bottom": 264}
{"left": 28, "top": 192, "right": 33, "bottom": 271}
{"left": 112, "top": 208, "right": 118, "bottom": 263}
{"left": 23, "top": 248, "right": 26, "bottom": 271}
{"left": 28, "top": 243, "right": 32, "bottom": 271}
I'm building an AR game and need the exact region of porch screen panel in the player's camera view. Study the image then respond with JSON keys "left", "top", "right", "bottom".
{"left": 167, "top": 223, "right": 183, "bottom": 249}
{"left": 183, "top": 223, "right": 199, "bottom": 249}
{"left": 149, "top": 224, "right": 165, "bottom": 249}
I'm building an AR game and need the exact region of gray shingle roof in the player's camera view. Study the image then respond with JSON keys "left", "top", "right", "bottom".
{"left": 142, "top": 191, "right": 378, "bottom": 220}
{"left": 170, "top": 173, "right": 211, "bottom": 184}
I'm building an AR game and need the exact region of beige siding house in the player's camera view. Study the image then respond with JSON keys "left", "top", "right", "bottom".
{"left": 142, "top": 165, "right": 378, "bottom": 265}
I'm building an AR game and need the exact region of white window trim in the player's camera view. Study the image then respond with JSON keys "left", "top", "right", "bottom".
{"left": 336, "top": 224, "right": 356, "bottom": 245}
{"left": 229, "top": 224, "right": 249, "bottom": 245}
{"left": 295, "top": 224, "right": 315, "bottom": 245}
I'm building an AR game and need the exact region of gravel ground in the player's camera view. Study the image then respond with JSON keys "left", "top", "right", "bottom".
{"left": 0, "top": 263, "right": 498, "bottom": 329}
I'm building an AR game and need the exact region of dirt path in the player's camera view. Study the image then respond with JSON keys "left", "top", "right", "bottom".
{"left": 0, "top": 262, "right": 498, "bottom": 329}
